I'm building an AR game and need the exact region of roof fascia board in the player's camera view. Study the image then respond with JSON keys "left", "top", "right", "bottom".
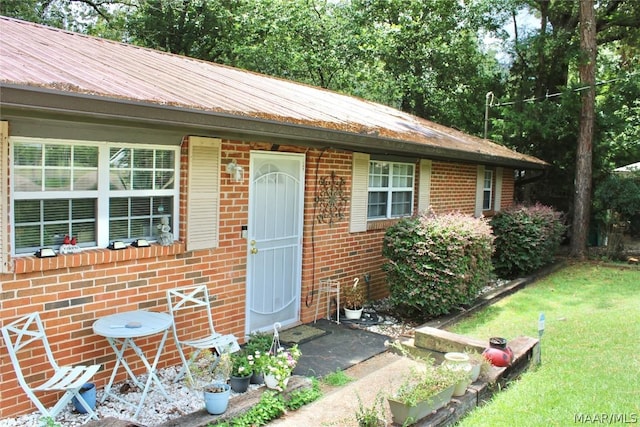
{"left": 0, "top": 84, "right": 546, "bottom": 170}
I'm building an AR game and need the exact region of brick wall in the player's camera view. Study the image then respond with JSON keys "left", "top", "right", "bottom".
{"left": 0, "top": 138, "right": 515, "bottom": 418}
{"left": 430, "top": 162, "right": 478, "bottom": 214}
{"left": 501, "top": 168, "right": 515, "bottom": 209}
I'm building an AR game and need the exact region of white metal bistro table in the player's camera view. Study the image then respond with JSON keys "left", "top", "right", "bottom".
{"left": 93, "top": 310, "right": 173, "bottom": 419}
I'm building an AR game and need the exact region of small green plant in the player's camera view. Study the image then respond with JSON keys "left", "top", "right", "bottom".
{"left": 355, "top": 392, "right": 385, "bottom": 427}
{"left": 263, "top": 344, "right": 301, "bottom": 391}
{"left": 187, "top": 349, "right": 233, "bottom": 391}
{"left": 213, "top": 379, "right": 322, "bottom": 426}
{"left": 231, "top": 351, "right": 253, "bottom": 378}
{"left": 342, "top": 278, "right": 365, "bottom": 310}
{"left": 40, "top": 417, "right": 61, "bottom": 427}
{"left": 392, "top": 362, "right": 465, "bottom": 407}
{"left": 323, "top": 369, "right": 354, "bottom": 386}
{"left": 244, "top": 332, "right": 272, "bottom": 354}
{"left": 286, "top": 377, "right": 322, "bottom": 410}
{"left": 243, "top": 332, "right": 272, "bottom": 375}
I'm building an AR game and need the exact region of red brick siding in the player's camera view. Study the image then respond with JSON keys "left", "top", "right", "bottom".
{"left": 430, "top": 161, "right": 478, "bottom": 214}
{"left": 500, "top": 168, "right": 515, "bottom": 211}
{"left": 0, "top": 137, "right": 515, "bottom": 418}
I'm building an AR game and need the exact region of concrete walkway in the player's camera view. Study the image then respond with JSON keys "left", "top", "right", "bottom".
{"left": 270, "top": 351, "right": 423, "bottom": 427}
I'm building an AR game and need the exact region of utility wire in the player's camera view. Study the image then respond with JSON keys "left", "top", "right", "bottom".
{"left": 490, "top": 73, "right": 637, "bottom": 108}
{"left": 483, "top": 72, "right": 637, "bottom": 139}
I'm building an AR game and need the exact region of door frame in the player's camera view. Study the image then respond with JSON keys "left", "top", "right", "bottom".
{"left": 245, "top": 150, "right": 305, "bottom": 334}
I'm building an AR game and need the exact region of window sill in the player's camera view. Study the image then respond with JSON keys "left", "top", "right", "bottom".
{"left": 12, "top": 242, "right": 185, "bottom": 275}
{"left": 366, "top": 218, "right": 403, "bottom": 231}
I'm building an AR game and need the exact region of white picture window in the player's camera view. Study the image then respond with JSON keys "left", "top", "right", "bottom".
{"left": 11, "top": 138, "right": 179, "bottom": 254}
{"left": 367, "top": 161, "right": 414, "bottom": 219}
{"left": 483, "top": 169, "right": 493, "bottom": 211}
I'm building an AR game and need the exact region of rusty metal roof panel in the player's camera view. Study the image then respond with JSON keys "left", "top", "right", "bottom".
{"left": 0, "top": 17, "right": 546, "bottom": 167}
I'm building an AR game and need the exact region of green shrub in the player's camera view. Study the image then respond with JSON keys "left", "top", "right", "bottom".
{"left": 382, "top": 211, "right": 494, "bottom": 320}
{"left": 490, "top": 204, "right": 566, "bottom": 278}
{"left": 214, "top": 379, "right": 322, "bottom": 426}
{"left": 593, "top": 172, "right": 640, "bottom": 239}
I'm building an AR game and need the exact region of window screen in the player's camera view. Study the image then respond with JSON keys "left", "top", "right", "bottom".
{"left": 367, "top": 161, "right": 414, "bottom": 219}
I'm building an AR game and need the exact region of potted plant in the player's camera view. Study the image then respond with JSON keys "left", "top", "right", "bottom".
{"left": 229, "top": 351, "right": 253, "bottom": 393}
{"left": 342, "top": 277, "right": 365, "bottom": 320}
{"left": 263, "top": 344, "right": 301, "bottom": 391}
{"left": 244, "top": 332, "right": 272, "bottom": 384}
{"left": 187, "top": 350, "right": 233, "bottom": 415}
{"left": 387, "top": 362, "right": 464, "bottom": 426}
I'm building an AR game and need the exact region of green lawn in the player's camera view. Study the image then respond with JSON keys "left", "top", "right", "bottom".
{"left": 449, "top": 263, "right": 640, "bottom": 427}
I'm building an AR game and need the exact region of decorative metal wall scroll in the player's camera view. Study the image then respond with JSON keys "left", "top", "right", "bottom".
{"left": 315, "top": 171, "right": 348, "bottom": 227}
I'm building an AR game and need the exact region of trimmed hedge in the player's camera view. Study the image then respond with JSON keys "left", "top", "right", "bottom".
{"left": 490, "top": 203, "right": 566, "bottom": 278}
{"left": 382, "top": 211, "right": 494, "bottom": 321}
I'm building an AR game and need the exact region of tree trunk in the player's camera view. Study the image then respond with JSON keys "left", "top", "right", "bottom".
{"left": 570, "top": 0, "right": 597, "bottom": 258}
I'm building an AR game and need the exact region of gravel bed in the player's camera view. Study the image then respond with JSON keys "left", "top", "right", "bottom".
{"left": 0, "top": 365, "right": 239, "bottom": 427}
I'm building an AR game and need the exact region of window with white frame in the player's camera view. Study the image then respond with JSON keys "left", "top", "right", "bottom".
{"left": 482, "top": 169, "right": 493, "bottom": 211}
{"left": 367, "top": 161, "right": 414, "bottom": 219}
{"left": 11, "top": 138, "right": 179, "bottom": 254}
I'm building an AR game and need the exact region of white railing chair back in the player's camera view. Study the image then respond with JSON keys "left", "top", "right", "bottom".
{"left": 0, "top": 312, "right": 101, "bottom": 421}
{"left": 166, "top": 285, "right": 240, "bottom": 383}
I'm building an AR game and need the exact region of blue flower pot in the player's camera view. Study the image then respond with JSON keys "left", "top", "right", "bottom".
{"left": 72, "top": 382, "right": 96, "bottom": 414}
{"left": 203, "top": 383, "right": 231, "bottom": 415}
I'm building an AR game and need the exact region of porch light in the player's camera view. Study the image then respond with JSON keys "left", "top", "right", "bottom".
{"left": 226, "top": 160, "right": 244, "bottom": 183}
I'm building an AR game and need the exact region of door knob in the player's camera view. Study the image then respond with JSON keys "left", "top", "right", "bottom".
{"left": 251, "top": 247, "right": 258, "bottom": 254}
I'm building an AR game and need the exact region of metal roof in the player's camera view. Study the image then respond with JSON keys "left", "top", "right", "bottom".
{"left": 0, "top": 17, "right": 547, "bottom": 169}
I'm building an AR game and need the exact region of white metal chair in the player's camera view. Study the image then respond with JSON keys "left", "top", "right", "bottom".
{"left": 0, "top": 312, "right": 101, "bottom": 421}
{"left": 166, "top": 285, "right": 240, "bottom": 384}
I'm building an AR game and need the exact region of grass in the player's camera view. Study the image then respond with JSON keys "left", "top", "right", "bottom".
{"left": 448, "top": 262, "right": 640, "bottom": 427}
{"left": 322, "top": 369, "right": 355, "bottom": 386}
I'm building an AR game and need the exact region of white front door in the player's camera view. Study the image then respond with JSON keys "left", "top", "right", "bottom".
{"left": 246, "top": 151, "right": 305, "bottom": 333}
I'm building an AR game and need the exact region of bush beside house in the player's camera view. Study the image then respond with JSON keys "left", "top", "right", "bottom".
{"left": 382, "top": 211, "right": 494, "bottom": 320}
{"left": 490, "top": 204, "right": 566, "bottom": 278}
